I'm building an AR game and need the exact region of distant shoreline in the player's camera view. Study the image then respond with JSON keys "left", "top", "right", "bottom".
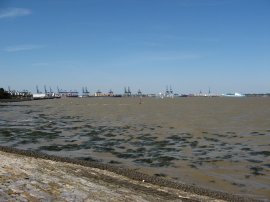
{"left": 0, "top": 98, "right": 33, "bottom": 103}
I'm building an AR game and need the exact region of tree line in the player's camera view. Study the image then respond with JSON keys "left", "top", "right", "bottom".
{"left": 0, "top": 88, "right": 11, "bottom": 99}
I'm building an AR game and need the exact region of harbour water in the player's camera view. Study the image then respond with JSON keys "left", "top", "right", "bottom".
{"left": 0, "top": 97, "right": 269, "bottom": 201}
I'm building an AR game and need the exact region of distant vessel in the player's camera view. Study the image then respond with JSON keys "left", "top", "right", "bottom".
{"left": 93, "top": 89, "right": 121, "bottom": 97}
{"left": 58, "top": 90, "right": 79, "bottom": 98}
{"left": 57, "top": 87, "right": 79, "bottom": 98}
{"left": 33, "top": 93, "right": 46, "bottom": 99}
{"left": 33, "top": 86, "right": 61, "bottom": 99}
{"left": 33, "top": 86, "right": 46, "bottom": 100}
{"left": 222, "top": 93, "right": 245, "bottom": 97}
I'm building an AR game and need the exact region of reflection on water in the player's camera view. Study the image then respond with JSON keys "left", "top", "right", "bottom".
{"left": 0, "top": 97, "right": 270, "bottom": 200}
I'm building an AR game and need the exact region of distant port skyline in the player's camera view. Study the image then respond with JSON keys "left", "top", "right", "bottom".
{"left": 2, "top": 85, "right": 270, "bottom": 98}
{"left": 2, "top": 82, "right": 270, "bottom": 96}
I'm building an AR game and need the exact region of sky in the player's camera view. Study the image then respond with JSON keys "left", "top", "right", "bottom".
{"left": 0, "top": 0, "right": 269, "bottom": 94}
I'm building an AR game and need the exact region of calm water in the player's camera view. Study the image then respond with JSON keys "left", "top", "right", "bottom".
{"left": 0, "top": 97, "right": 270, "bottom": 200}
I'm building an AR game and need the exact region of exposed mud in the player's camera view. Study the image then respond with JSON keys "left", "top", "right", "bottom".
{"left": 0, "top": 97, "right": 269, "bottom": 201}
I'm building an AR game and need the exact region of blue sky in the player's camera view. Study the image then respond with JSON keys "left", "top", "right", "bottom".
{"left": 0, "top": 0, "right": 269, "bottom": 94}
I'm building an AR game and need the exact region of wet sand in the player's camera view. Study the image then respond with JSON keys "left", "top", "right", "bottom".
{"left": 0, "top": 97, "right": 269, "bottom": 201}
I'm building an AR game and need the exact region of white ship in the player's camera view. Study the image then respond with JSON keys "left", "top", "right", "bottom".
{"left": 222, "top": 92, "right": 245, "bottom": 97}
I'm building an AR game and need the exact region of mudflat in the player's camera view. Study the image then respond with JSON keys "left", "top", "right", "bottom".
{"left": 0, "top": 97, "right": 269, "bottom": 201}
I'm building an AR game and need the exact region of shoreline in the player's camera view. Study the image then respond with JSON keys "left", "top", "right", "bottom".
{"left": 0, "top": 146, "right": 260, "bottom": 202}
{"left": 0, "top": 98, "right": 33, "bottom": 103}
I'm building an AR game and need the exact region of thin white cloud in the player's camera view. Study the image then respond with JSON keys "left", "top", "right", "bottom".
{"left": 0, "top": 8, "right": 31, "bottom": 19}
{"left": 3, "top": 44, "right": 44, "bottom": 52}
